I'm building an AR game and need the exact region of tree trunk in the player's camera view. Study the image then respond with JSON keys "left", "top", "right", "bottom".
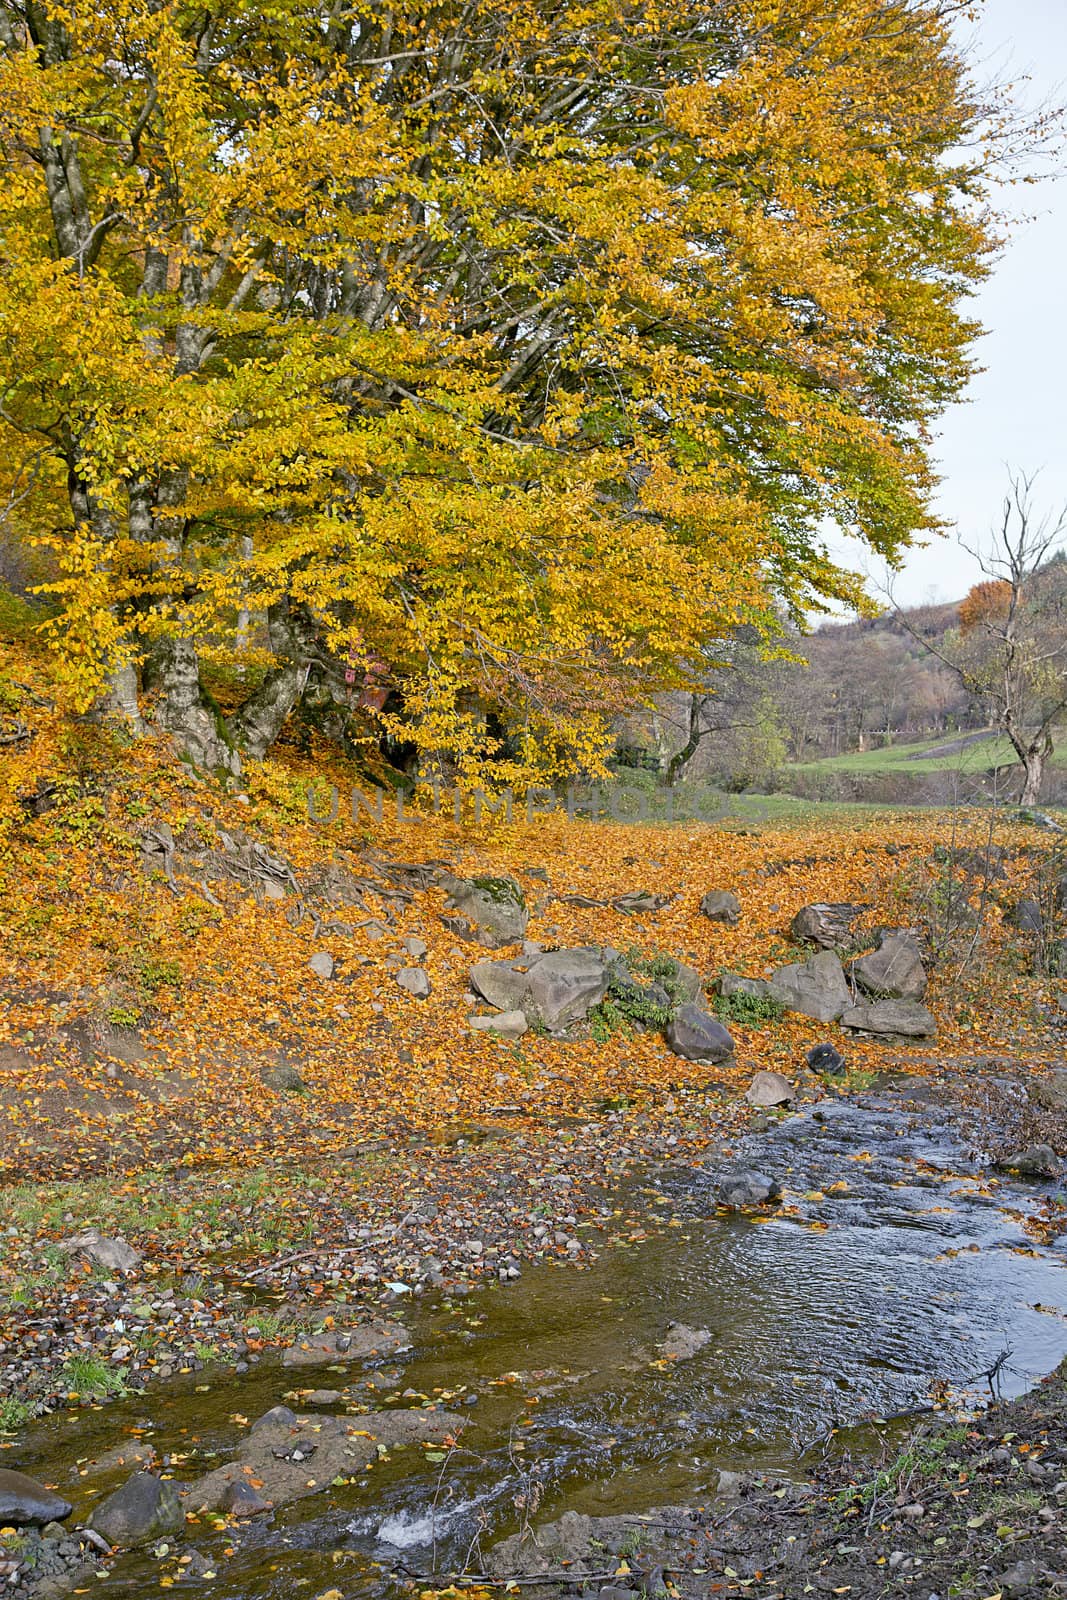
{"left": 1020, "top": 743, "right": 1048, "bottom": 806}
{"left": 666, "top": 694, "right": 710, "bottom": 786}
{"left": 227, "top": 600, "right": 318, "bottom": 760}
{"left": 149, "top": 637, "right": 242, "bottom": 777}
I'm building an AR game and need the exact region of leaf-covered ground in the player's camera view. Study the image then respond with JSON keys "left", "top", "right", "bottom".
{"left": 1, "top": 639, "right": 1065, "bottom": 1420}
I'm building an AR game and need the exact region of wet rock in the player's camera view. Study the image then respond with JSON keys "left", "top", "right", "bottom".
{"left": 469, "top": 1010, "right": 528, "bottom": 1038}
{"left": 440, "top": 874, "right": 528, "bottom": 948}
{"left": 851, "top": 929, "right": 927, "bottom": 1000}
{"left": 88, "top": 1471, "right": 184, "bottom": 1547}
{"left": 716, "top": 1170, "right": 781, "bottom": 1207}
{"left": 665, "top": 1004, "right": 735, "bottom": 1063}
{"left": 806, "top": 1042, "right": 846, "bottom": 1075}
{"left": 308, "top": 951, "right": 335, "bottom": 979}
{"left": 790, "top": 902, "right": 865, "bottom": 951}
{"left": 281, "top": 1318, "right": 412, "bottom": 1369}
{"left": 252, "top": 1405, "right": 298, "bottom": 1431}
{"left": 769, "top": 950, "right": 851, "bottom": 1023}
{"left": 221, "top": 1477, "right": 273, "bottom": 1517}
{"left": 841, "top": 998, "right": 937, "bottom": 1038}
{"left": 656, "top": 1323, "right": 712, "bottom": 1360}
{"left": 186, "top": 1407, "right": 464, "bottom": 1514}
{"left": 0, "top": 1469, "right": 72, "bottom": 1527}
{"left": 995, "top": 1144, "right": 1063, "bottom": 1179}
{"left": 700, "top": 890, "right": 741, "bottom": 926}
{"left": 744, "top": 1070, "right": 793, "bottom": 1108}
{"left": 526, "top": 950, "right": 610, "bottom": 1032}
{"left": 394, "top": 966, "right": 431, "bottom": 999}
{"left": 58, "top": 1227, "right": 141, "bottom": 1275}
{"left": 79, "top": 1442, "right": 158, "bottom": 1479}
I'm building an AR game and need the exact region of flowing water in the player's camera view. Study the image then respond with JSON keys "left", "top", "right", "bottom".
{"left": 14, "top": 1086, "right": 1067, "bottom": 1597}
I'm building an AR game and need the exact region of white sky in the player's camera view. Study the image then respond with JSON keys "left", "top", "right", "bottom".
{"left": 826, "top": 0, "right": 1067, "bottom": 608}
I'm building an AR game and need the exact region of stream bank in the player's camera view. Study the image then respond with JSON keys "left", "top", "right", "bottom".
{"left": 3, "top": 1073, "right": 1067, "bottom": 1599}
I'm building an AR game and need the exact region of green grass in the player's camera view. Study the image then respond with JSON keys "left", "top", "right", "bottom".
{"left": 60, "top": 1354, "right": 128, "bottom": 1400}
{"left": 784, "top": 731, "right": 1067, "bottom": 779}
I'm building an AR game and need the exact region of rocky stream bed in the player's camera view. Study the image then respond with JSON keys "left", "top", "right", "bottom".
{"left": 3, "top": 1075, "right": 1067, "bottom": 1600}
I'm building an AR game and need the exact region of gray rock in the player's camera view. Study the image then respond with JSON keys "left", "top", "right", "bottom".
{"left": 469, "top": 1010, "right": 528, "bottom": 1038}
{"left": 440, "top": 874, "right": 528, "bottom": 948}
{"left": 1029, "top": 1070, "right": 1067, "bottom": 1111}
{"left": 665, "top": 1004, "right": 735, "bottom": 1063}
{"left": 700, "top": 890, "right": 741, "bottom": 926}
{"left": 1009, "top": 898, "right": 1044, "bottom": 934}
{"left": 259, "top": 1059, "right": 306, "bottom": 1093}
{"left": 281, "top": 1319, "right": 411, "bottom": 1369}
{"left": 744, "top": 1070, "right": 793, "bottom": 1108}
{"left": 526, "top": 949, "right": 609, "bottom": 1031}
{"left": 664, "top": 960, "right": 703, "bottom": 1004}
{"left": 790, "top": 902, "right": 865, "bottom": 950}
{"left": 806, "top": 1042, "right": 846, "bottom": 1075}
{"left": 716, "top": 1169, "right": 781, "bottom": 1207}
{"left": 87, "top": 1472, "right": 183, "bottom": 1548}
{"left": 401, "top": 936, "right": 428, "bottom": 960}
{"left": 769, "top": 950, "right": 851, "bottom": 1023}
{"left": 715, "top": 1470, "right": 744, "bottom": 1498}
{"left": 221, "top": 1478, "right": 272, "bottom": 1518}
{"left": 612, "top": 890, "right": 671, "bottom": 914}
{"left": 394, "top": 966, "right": 431, "bottom": 999}
{"left": 841, "top": 998, "right": 937, "bottom": 1038}
{"left": 715, "top": 972, "right": 774, "bottom": 1003}
{"left": 58, "top": 1227, "right": 141, "bottom": 1275}
{"left": 469, "top": 958, "right": 531, "bottom": 1013}
{"left": 851, "top": 930, "right": 927, "bottom": 1000}
{"left": 187, "top": 1407, "right": 464, "bottom": 1515}
{"left": 995, "top": 1144, "right": 1063, "bottom": 1179}
{"left": 657, "top": 1323, "right": 712, "bottom": 1360}
{"left": 0, "top": 1470, "right": 72, "bottom": 1528}
{"left": 308, "top": 951, "right": 334, "bottom": 979}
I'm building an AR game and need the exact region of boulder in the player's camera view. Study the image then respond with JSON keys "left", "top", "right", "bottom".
{"left": 700, "top": 890, "right": 741, "bottom": 926}
{"left": 58, "top": 1227, "right": 141, "bottom": 1276}
{"left": 806, "top": 1042, "right": 846, "bottom": 1075}
{"left": 664, "top": 1004, "right": 735, "bottom": 1063}
{"left": 469, "top": 958, "right": 531, "bottom": 1013}
{"left": 526, "top": 949, "right": 609, "bottom": 1031}
{"left": 840, "top": 998, "right": 937, "bottom": 1039}
{"left": 663, "top": 959, "right": 703, "bottom": 1004}
{"left": 995, "top": 1145, "right": 1063, "bottom": 1180}
{"left": 769, "top": 950, "right": 851, "bottom": 1023}
{"left": 1009, "top": 898, "right": 1044, "bottom": 934}
{"left": 715, "top": 973, "right": 774, "bottom": 1004}
{"left": 790, "top": 902, "right": 865, "bottom": 951}
{"left": 308, "top": 951, "right": 334, "bottom": 979}
{"left": 744, "top": 1070, "right": 793, "bottom": 1108}
{"left": 716, "top": 1169, "right": 782, "bottom": 1206}
{"left": 394, "top": 966, "right": 431, "bottom": 999}
{"left": 0, "top": 1470, "right": 72, "bottom": 1528}
{"left": 221, "top": 1478, "right": 273, "bottom": 1518}
{"left": 469, "top": 1010, "right": 528, "bottom": 1038}
{"left": 851, "top": 930, "right": 926, "bottom": 1000}
{"left": 87, "top": 1472, "right": 184, "bottom": 1548}
{"left": 401, "top": 936, "right": 428, "bottom": 960}
{"left": 440, "top": 874, "right": 528, "bottom": 948}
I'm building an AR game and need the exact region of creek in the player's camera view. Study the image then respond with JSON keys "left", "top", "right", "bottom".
{"left": 15, "top": 1083, "right": 1067, "bottom": 1597}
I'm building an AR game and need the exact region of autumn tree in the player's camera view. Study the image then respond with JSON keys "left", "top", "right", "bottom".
{"left": 0, "top": 0, "right": 1001, "bottom": 782}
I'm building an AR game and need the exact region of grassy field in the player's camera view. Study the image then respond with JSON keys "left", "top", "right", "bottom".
{"left": 783, "top": 730, "right": 1067, "bottom": 780}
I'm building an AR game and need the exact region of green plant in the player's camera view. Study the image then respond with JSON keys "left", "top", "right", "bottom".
{"left": 107, "top": 1004, "right": 141, "bottom": 1028}
{"left": 713, "top": 990, "right": 785, "bottom": 1027}
{"left": 60, "top": 1354, "right": 128, "bottom": 1400}
{"left": 0, "top": 1396, "right": 31, "bottom": 1432}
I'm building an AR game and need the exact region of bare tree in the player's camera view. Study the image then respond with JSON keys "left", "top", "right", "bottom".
{"left": 896, "top": 472, "right": 1067, "bottom": 805}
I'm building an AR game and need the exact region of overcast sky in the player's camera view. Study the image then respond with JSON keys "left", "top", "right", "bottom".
{"left": 827, "top": 0, "right": 1067, "bottom": 608}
